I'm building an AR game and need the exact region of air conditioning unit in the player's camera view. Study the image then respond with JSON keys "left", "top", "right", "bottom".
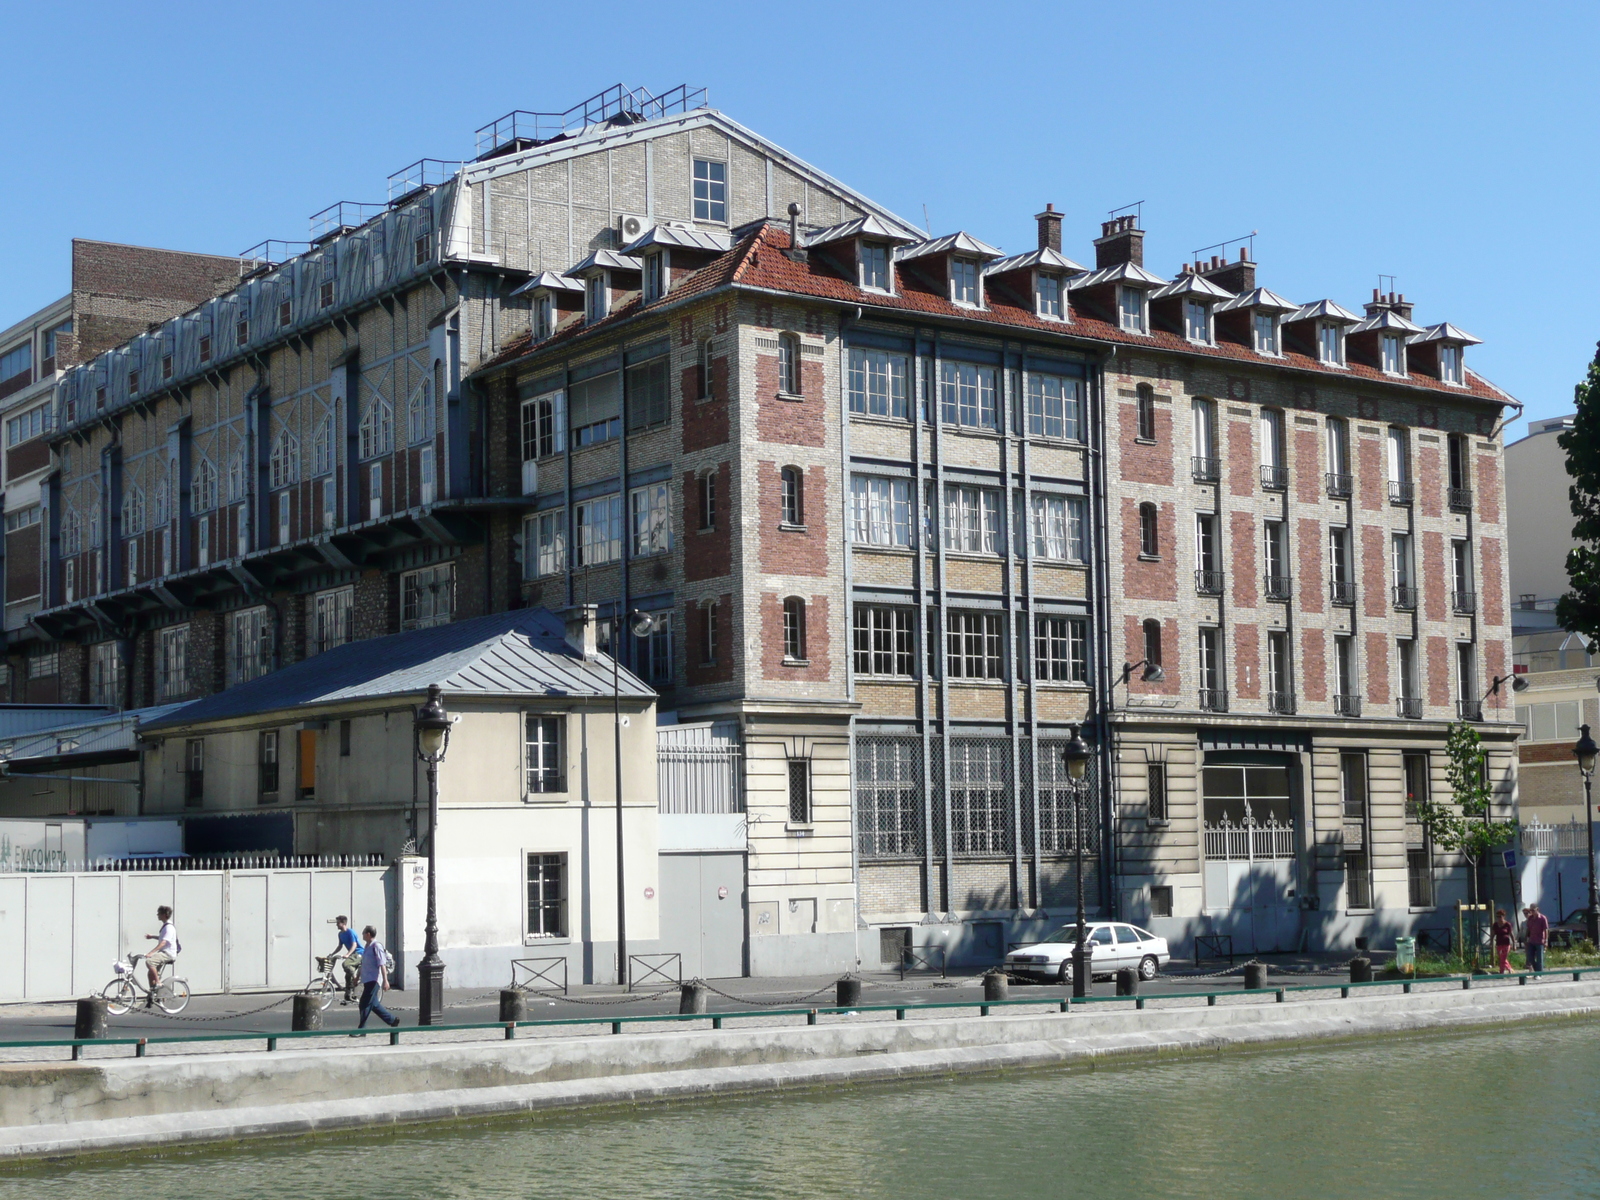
{"left": 616, "top": 213, "right": 648, "bottom": 246}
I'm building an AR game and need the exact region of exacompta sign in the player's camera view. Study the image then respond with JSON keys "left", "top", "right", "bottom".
{"left": 0, "top": 820, "right": 86, "bottom": 872}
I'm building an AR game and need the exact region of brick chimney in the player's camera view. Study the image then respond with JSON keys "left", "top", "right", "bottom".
{"left": 1197, "top": 248, "right": 1255, "bottom": 295}
{"left": 560, "top": 603, "right": 599, "bottom": 658}
{"left": 1094, "top": 215, "right": 1144, "bottom": 268}
{"left": 1036, "top": 203, "right": 1063, "bottom": 252}
{"left": 1363, "top": 288, "right": 1415, "bottom": 321}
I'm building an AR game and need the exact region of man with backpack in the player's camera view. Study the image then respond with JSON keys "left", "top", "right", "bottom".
{"left": 355, "top": 924, "right": 400, "bottom": 1031}
{"left": 143, "top": 906, "right": 179, "bottom": 1006}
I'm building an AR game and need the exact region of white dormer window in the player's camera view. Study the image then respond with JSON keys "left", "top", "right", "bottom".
{"left": 642, "top": 253, "right": 664, "bottom": 303}
{"left": 1318, "top": 322, "right": 1344, "bottom": 365}
{"left": 1253, "top": 313, "right": 1279, "bottom": 355}
{"left": 1440, "top": 344, "right": 1463, "bottom": 385}
{"left": 1184, "top": 300, "right": 1211, "bottom": 344}
{"left": 535, "top": 295, "right": 554, "bottom": 341}
{"left": 1381, "top": 333, "right": 1406, "bottom": 376}
{"left": 1119, "top": 286, "right": 1146, "bottom": 333}
{"left": 950, "top": 258, "right": 978, "bottom": 306}
{"left": 585, "top": 274, "right": 607, "bottom": 322}
{"left": 859, "top": 242, "right": 890, "bottom": 291}
{"left": 1036, "top": 273, "right": 1063, "bottom": 319}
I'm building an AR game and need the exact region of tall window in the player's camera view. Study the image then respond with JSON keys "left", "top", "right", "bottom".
{"left": 634, "top": 613, "right": 673, "bottom": 684}
{"left": 642, "top": 252, "right": 664, "bottom": 302}
{"left": 193, "top": 457, "right": 217, "bottom": 512}
{"left": 258, "top": 730, "right": 280, "bottom": 799}
{"left": 1341, "top": 752, "right": 1371, "bottom": 909}
{"left": 1456, "top": 642, "right": 1477, "bottom": 706}
{"left": 1027, "top": 372, "right": 1082, "bottom": 440}
{"left": 1397, "top": 638, "right": 1419, "bottom": 704}
{"left": 698, "top": 472, "right": 716, "bottom": 530}
{"left": 948, "top": 741, "right": 1009, "bottom": 854}
{"left": 576, "top": 495, "right": 623, "bottom": 566}
{"left": 1119, "top": 285, "right": 1146, "bottom": 333}
{"left": 157, "top": 625, "right": 188, "bottom": 700}
{"left": 950, "top": 258, "right": 978, "bottom": 305}
{"left": 1448, "top": 433, "right": 1470, "bottom": 493}
{"left": 1147, "top": 763, "right": 1168, "bottom": 823}
{"left": 1267, "top": 630, "right": 1292, "bottom": 707}
{"left": 782, "top": 597, "right": 807, "bottom": 661}
{"left": 1184, "top": 300, "right": 1210, "bottom": 343}
{"left": 1440, "top": 344, "right": 1463, "bottom": 385}
{"left": 1334, "top": 635, "right": 1356, "bottom": 708}
{"left": 1195, "top": 512, "right": 1218, "bottom": 577}
{"left": 1036, "top": 272, "right": 1063, "bottom": 319}
{"left": 1136, "top": 385, "right": 1157, "bottom": 440}
{"left": 1027, "top": 493, "right": 1086, "bottom": 562}
{"left": 692, "top": 158, "right": 727, "bottom": 222}
{"left": 227, "top": 606, "right": 274, "bottom": 687}
{"left": 1392, "top": 532, "right": 1414, "bottom": 602}
{"left": 1452, "top": 539, "right": 1474, "bottom": 610}
{"left": 847, "top": 349, "right": 908, "bottom": 418}
{"left": 1263, "top": 520, "right": 1288, "bottom": 595}
{"left": 400, "top": 563, "right": 454, "bottom": 630}
{"left": 358, "top": 398, "right": 393, "bottom": 459}
{"left": 534, "top": 295, "right": 554, "bottom": 340}
{"left": 526, "top": 853, "right": 567, "bottom": 936}
{"left": 184, "top": 739, "right": 204, "bottom": 807}
{"left": 1143, "top": 618, "right": 1163, "bottom": 667}
{"left": 780, "top": 466, "right": 804, "bottom": 526}
{"left": 1326, "top": 416, "right": 1349, "bottom": 478}
{"left": 856, "top": 739, "right": 920, "bottom": 858}
{"left": 698, "top": 339, "right": 716, "bottom": 399}
{"left": 1139, "top": 502, "right": 1159, "bottom": 557}
{"left": 1192, "top": 397, "right": 1216, "bottom": 464}
{"left": 943, "top": 485, "right": 1002, "bottom": 554}
{"left": 858, "top": 242, "right": 890, "bottom": 291}
{"left": 777, "top": 333, "right": 802, "bottom": 396}
{"left": 523, "top": 510, "right": 565, "bottom": 579}
{"left": 1387, "top": 426, "right": 1411, "bottom": 498}
{"left": 1260, "top": 408, "right": 1286, "bottom": 469}
{"left": 121, "top": 488, "right": 145, "bottom": 536}
{"left": 787, "top": 759, "right": 812, "bottom": 824}
{"left": 1405, "top": 753, "right": 1434, "bottom": 907}
{"left": 939, "top": 362, "right": 998, "bottom": 430}
{"left": 525, "top": 716, "right": 564, "bottom": 794}
{"left": 1253, "top": 312, "right": 1278, "bottom": 355}
{"left": 585, "top": 273, "right": 607, "bottom": 322}
{"left": 312, "top": 586, "right": 354, "bottom": 654}
{"left": 1381, "top": 333, "right": 1406, "bottom": 375}
{"left": 522, "top": 390, "right": 566, "bottom": 466}
{"left": 625, "top": 356, "right": 669, "bottom": 428}
{"left": 1198, "top": 626, "right": 1221, "bottom": 702}
{"left": 854, "top": 607, "right": 914, "bottom": 677}
{"left": 699, "top": 601, "right": 718, "bottom": 666}
{"left": 1035, "top": 616, "right": 1088, "bottom": 683}
{"left": 947, "top": 612, "right": 1003, "bottom": 679}
{"left": 851, "top": 476, "right": 912, "bottom": 547}
{"left": 629, "top": 483, "right": 671, "bottom": 557}
{"left": 1318, "top": 322, "right": 1344, "bottom": 365}
{"left": 1329, "top": 526, "right": 1352, "bottom": 601}
{"left": 89, "top": 641, "right": 123, "bottom": 707}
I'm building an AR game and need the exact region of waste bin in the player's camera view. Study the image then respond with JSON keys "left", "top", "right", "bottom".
{"left": 1394, "top": 936, "right": 1416, "bottom": 971}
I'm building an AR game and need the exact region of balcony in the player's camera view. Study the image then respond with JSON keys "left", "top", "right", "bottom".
{"left": 1267, "top": 691, "right": 1297, "bottom": 715}
{"left": 1330, "top": 581, "right": 1356, "bottom": 606}
{"left": 1199, "top": 688, "right": 1229, "bottom": 713}
{"left": 1264, "top": 574, "right": 1292, "bottom": 602}
{"left": 1397, "top": 697, "right": 1423, "bottom": 719}
{"left": 1260, "top": 464, "right": 1288, "bottom": 491}
{"left": 1453, "top": 589, "right": 1476, "bottom": 614}
{"left": 1325, "top": 472, "right": 1353, "bottom": 499}
{"left": 1388, "top": 480, "right": 1414, "bottom": 505}
{"left": 1195, "top": 569, "right": 1224, "bottom": 596}
{"left": 1191, "top": 456, "right": 1220, "bottom": 483}
{"left": 1448, "top": 486, "right": 1473, "bottom": 512}
{"left": 1457, "top": 699, "right": 1484, "bottom": 722}
{"left": 1334, "top": 694, "right": 1363, "bottom": 717}
{"left": 1392, "top": 585, "right": 1418, "bottom": 610}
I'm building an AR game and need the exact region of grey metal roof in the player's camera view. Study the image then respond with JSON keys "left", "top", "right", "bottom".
{"left": 0, "top": 703, "right": 192, "bottom": 764}
{"left": 1285, "top": 299, "right": 1362, "bottom": 324}
{"left": 1348, "top": 310, "right": 1424, "bottom": 335}
{"left": 895, "top": 232, "right": 1003, "bottom": 262}
{"left": 1214, "top": 287, "right": 1301, "bottom": 314}
{"left": 1070, "top": 261, "right": 1167, "bottom": 289}
{"left": 983, "top": 247, "right": 1087, "bottom": 276}
{"left": 509, "top": 271, "right": 584, "bottom": 297}
{"left": 622, "top": 223, "right": 732, "bottom": 255}
{"left": 1411, "top": 321, "right": 1482, "bottom": 346}
{"left": 569, "top": 249, "right": 643, "bottom": 275}
{"left": 803, "top": 215, "right": 920, "bottom": 248}
{"left": 1150, "top": 273, "right": 1233, "bottom": 301}
{"left": 140, "top": 609, "right": 652, "bottom": 733}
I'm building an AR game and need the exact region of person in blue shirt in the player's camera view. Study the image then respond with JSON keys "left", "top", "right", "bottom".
{"left": 356, "top": 925, "right": 400, "bottom": 1030}
{"left": 326, "top": 916, "right": 361, "bottom": 1005}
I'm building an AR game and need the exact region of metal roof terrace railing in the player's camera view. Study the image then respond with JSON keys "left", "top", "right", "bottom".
{"left": 238, "top": 240, "right": 312, "bottom": 275}
{"left": 475, "top": 84, "right": 710, "bottom": 158}
{"left": 309, "top": 201, "right": 387, "bottom": 241}
{"left": 387, "top": 159, "right": 465, "bottom": 203}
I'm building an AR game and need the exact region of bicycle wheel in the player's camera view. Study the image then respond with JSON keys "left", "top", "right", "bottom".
{"left": 305, "top": 975, "right": 336, "bottom": 1011}
{"left": 102, "top": 979, "right": 136, "bottom": 1016}
{"left": 156, "top": 977, "right": 190, "bottom": 1014}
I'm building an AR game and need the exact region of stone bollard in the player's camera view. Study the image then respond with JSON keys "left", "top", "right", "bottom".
{"left": 1349, "top": 956, "right": 1373, "bottom": 984}
{"left": 983, "top": 970, "right": 1010, "bottom": 1002}
{"left": 291, "top": 993, "right": 324, "bottom": 1032}
{"left": 1243, "top": 962, "right": 1268, "bottom": 991}
{"left": 679, "top": 981, "right": 709, "bottom": 1015}
{"left": 1115, "top": 967, "right": 1139, "bottom": 997}
{"left": 74, "top": 997, "right": 107, "bottom": 1041}
{"left": 499, "top": 988, "right": 527, "bottom": 1023}
{"left": 836, "top": 976, "right": 862, "bottom": 1008}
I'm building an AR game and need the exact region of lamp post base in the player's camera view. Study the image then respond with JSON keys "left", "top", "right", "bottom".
{"left": 417, "top": 957, "right": 445, "bottom": 1026}
{"left": 1071, "top": 948, "right": 1091, "bottom": 999}
{"left": 1587, "top": 907, "right": 1600, "bottom": 950}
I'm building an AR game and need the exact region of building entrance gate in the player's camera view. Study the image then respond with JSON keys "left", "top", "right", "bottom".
{"left": 1202, "top": 762, "right": 1301, "bottom": 953}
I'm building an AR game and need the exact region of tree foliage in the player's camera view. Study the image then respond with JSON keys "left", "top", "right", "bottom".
{"left": 1556, "top": 351, "right": 1600, "bottom": 642}
{"left": 1412, "top": 721, "right": 1516, "bottom": 869}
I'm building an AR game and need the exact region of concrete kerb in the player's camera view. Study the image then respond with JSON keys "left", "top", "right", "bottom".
{"left": 3, "top": 980, "right": 1600, "bottom": 1163}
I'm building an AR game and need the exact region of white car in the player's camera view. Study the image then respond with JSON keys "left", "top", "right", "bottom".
{"left": 1005, "top": 922, "right": 1170, "bottom": 984}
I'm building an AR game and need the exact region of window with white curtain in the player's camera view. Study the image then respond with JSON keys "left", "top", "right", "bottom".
{"left": 1025, "top": 493, "right": 1085, "bottom": 561}
{"left": 942, "top": 484, "right": 1002, "bottom": 554}
{"left": 851, "top": 476, "right": 913, "bottom": 547}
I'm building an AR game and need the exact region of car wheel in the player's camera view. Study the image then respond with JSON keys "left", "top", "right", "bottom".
{"left": 1057, "top": 960, "right": 1073, "bottom": 985}
{"left": 1139, "top": 955, "right": 1159, "bottom": 982}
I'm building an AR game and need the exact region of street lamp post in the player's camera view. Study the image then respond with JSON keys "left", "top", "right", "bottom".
{"left": 413, "top": 684, "right": 451, "bottom": 1026}
{"left": 615, "top": 610, "right": 659, "bottom": 987}
{"left": 1576, "top": 724, "right": 1599, "bottom": 945}
{"left": 1061, "top": 724, "right": 1093, "bottom": 999}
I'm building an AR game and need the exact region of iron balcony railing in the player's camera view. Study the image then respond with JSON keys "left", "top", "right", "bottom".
{"left": 1397, "top": 697, "right": 1423, "bottom": 719}
{"left": 1448, "top": 486, "right": 1473, "bottom": 511}
{"left": 1267, "top": 690, "right": 1297, "bottom": 715}
{"left": 1393, "top": 584, "right": 1418, "bottom": 609}
{"left": 1330, "top": 580, "right": 1356, "bottom": 606}
{"left": 1260, "top": 464, "right": 1289, "bottom": 491}
{"left": 1453, "top": 589, "right": 1477, "bottom": 614}
{"left": 1334, "top": 694, "right": 1363, "bottom": 717}
{"left": 1203, "top": 817, "right": 1296, "bottom": 862}
{"left": 1195, "top": 569, "right": 1224, "bottom": 596}
{"left": 1191, "top": 456, "right": 1220, "bottom": 482}
{"left": 1325, "top": 471, "right": 1353, "bottom": 498}
{"left": 1199, "top": 687, "right": 1229, "bottom": 713}
{"left": 1389, "top": 480, "right": 1414, "bottom": 505}
{"left": 1264, "top": 574, "right": 1292, "bottom": 601}
{"left": 1457, "top": 699, "right": 1484, "bottom": 722}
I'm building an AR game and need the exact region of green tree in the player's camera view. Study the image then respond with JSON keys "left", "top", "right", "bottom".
{"left": 1557, "top": 351, "right": 1600, "bottom": 642}
{"left": 1411, "top": 721, "right": 1517, "bottom": 969}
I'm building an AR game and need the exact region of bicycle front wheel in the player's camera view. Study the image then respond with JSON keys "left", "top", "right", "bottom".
{"left": 156, "top": 978, "right": 190, "bottom": 1014}
{"left": 102, "top": 979, "right": 136, "bottom": 1016}
{"left": 305, "top": 975, "right": 336, "bottom": 1011}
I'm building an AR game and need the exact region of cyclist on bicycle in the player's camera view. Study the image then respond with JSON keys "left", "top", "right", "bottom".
{"left": 143, "top": 906, "right": 179, "bottom": 1006}
{"left": 326, "top": 915, "right": 361, "bottom": 1005}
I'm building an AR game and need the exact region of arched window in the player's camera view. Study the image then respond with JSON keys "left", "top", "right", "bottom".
{"left": 312, "top": 416, "right": 334, "bottom": 477}
{"left": 780, "top": 466, "right": 803, "bottom": 526}
{"left": 269, "top": 428, "right": 299, "bottom": 489}
{"left": 783, "top": 596, "right": 806, "bottom": 662}
{"left": 408, "top": 376, "right": 435, "bottom": 445}
{"left": 193, "top": 456, "right": 217, "bottom": 513}
{"left": 1139, "top": 502, "right": 1159, "bottom": 557}
{"left": 61, "top": 509, "right": 82, "bottom": 556}
{"left": 1142, "top": 618, "right": 1163, "bottom": 667}
{"left": 697, "top": 469, "right": 717, "bottom": 531}
{"left": 225, "top": 449, "right": 246, "bottom": 503}
{"left": 778, "top": 332, "right": 802, "bottom": 396}
{"left": 699, "top": 339, "right": 715, "bottom": 400}
{"left": 121, "top": 487, "right": 145, "bottom": 536}
{"left": 699, "top": 599, "right": 718, "bottom": 666}
{"left": 1136, "top": 384, "right": 1156, "bottom": 441}
{"left": 358, "top": 397, "right": 394, "bottom": 460}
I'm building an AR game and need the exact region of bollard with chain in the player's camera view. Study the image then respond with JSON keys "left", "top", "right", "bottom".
{"left": 836, "top": 976, "right": 862, "bottom": 1008}
{"left": 75, "top": 997, "right": 107, "bottom": 1041}
{"left": 1115, "top": 967, "right": 1139, "bottom": 997}
{"left": 982, "top": 970, "right": 1009, "bottom": 1003}
{"left": 291, "top": 993, "right": 323, "bottom": 1032}
{"left": 1349, "top": 956, "right": 1373, "bottom": 984}
{"left": 679, "top": 981, "right": 709, "bottom": 1014}
{"left": 1243, "top": 962, "right": 1268, "bottom": 990}
{"left": 499, "top": 989, "right": 527, "bottom": 1023}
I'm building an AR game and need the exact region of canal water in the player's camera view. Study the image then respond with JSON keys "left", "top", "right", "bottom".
{"left": 8, "top": 1020, "right": 1598, "bottom": 1199}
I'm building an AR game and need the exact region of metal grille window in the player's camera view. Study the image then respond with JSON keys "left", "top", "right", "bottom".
{"left": 943, "top": 485, "right": 1002, "bottom": 554}
{"left": 1147, "top": 763, "right": 1168, "bottom": 824}
{"left": 576, "top": 495, "right": 623, "bottom": 566}
{"left": 227, "top": 606, "right": 275, "bottom": 687}
{"left": 856, "top": 739, "right": 921, "bottom": 858}
{"left": 1037, "top": 741, "right": 1095, "bottom": 853}
{"left": 312, "top": 586, "right": 353, "bottom": 654}
{"left": 851, "top": 476, "right": 912, "bottom": 546}
{"left": 939, "top": 362, "right": 998, "bottom": 430}
{"left": 788, "top": 759, "right": 812, "bottom": 823}
{"left": 947, "top": 612, "right": 1003, "bottom": 679}
{"left": 626, "top": 356, "right": 669, "bottom": 428}
{"left": 526, "top": 510, "right": 565, "bottom": 579}
{"left": 526, "top": 853, "right": 567, "bottom": 937}
{"left": 259, "top": 730, "right": 280, "bottom": 798}
{"left": 854, "top": 606, "right": 914, "bottom": 677}
{"left": 401, "top": 563, "right": 454, "bottom": 631}
{"left": 948, "top": 740, "right": 1011, "bottom": 855}
{"left": 630, "top": 483, "right": 671, "bottom": 557}
{"left": 692, "top": 158, "right": 727, "bottom": 222}
{"left": 1035, "top": 616, "right": 1087, "bottom": 683}
{"left": 158, "top": 626, "right": 188, "bottom": 700}
{"left": 1027, "top": 493, "right": 1085, "bottom": 561}
{"left": 847, "top": 348, "right": 907, "bottom": 418}
{"left": 525, "top": 716, "right": 564, "bottom": 794}
{"left": 1026, "top": 372, "right": 1082, "bottom": 440}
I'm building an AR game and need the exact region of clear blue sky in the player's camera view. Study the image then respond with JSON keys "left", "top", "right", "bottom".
{"left": 2, "top": 1, "right": 1594, "bottom": 438}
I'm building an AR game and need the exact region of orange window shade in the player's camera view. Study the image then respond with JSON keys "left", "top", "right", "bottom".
{"left": 298, "top": 729, "right": 317, "bottom": 791}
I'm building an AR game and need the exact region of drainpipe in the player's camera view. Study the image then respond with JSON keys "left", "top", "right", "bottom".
{"left": 1090, "top": 347, "right": 1118, "bottom": 917}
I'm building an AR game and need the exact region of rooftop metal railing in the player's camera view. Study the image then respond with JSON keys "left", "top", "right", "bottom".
{"left": 474, "top": 85, "right": 710, "bottom": 157}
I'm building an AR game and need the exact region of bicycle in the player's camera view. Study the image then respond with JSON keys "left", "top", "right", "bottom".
{"left": 102, "top": 953, "right": 191, "bottom": 1015}
{"left": 304, "top": 954, "right": 357, "bottom": 1012}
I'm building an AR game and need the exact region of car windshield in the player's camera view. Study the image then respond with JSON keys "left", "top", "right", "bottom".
{"left": 1042, "top": 925, "right": 1093, "bottom": 945}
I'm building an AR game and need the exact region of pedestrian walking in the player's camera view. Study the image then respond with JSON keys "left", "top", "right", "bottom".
{"left": 1524, "top": 903, "right": 1550, "bottom": 974}
{"left": 1491, "top": 908, "right": 1514, "bottom": 974}
{"left": 355, "top": 925, "right": 400, "bottom": 1031}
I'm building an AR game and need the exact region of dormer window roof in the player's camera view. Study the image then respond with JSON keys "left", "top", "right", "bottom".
{"left": 895, "top": 232, "right": 1002, "bottom": 308}
{"left": 805, "top": 215, "right": 919, "bottom": 295}
{"left": 1348, "top": 309, "right": 1423, "bottom": 336}
{"left": 620, "top": 223, "right": 732, "bottom": 255}
{"left": 568, "top": 248, "right": 643, "bottom": 276}
{"left": 1281, "top": 299, "right": 1360, "bottom": 365}
{"left": 984, "top": 247, "right": 1086, "bottom": 321}
{"left": 894, "top": 231, "right": 1003, "bottom": 264}
{"left": 803, "top": 214, "right": 919, "bottom": 251}
{"left": 1069, "top": 260, "right": 1166, "bottom": 290}
{"left": 1410, "top": 322, "right": 1480, "bottom": 386}
{"left": 1285, "top": 299, "right": 1362, "bottom": 325}
{"left": 1150, "top": 272, "right": 1230, "bottom": 345}
{"left": 983, "top": 247, "right": 1087, "bottom": 277}
{"left": 1149, "top": 272, "right": 1232, "bottom": 303}
{"left": 1214, "top": 287, "right": 1300, "bottom": 315}
{"left": 1069, "top": 261, "right": 1163, "bottom": 334}
{"left": 568, "top": 250, "right": 640, "bottom": 324}
{"left": 510, "top": 271, "right": 584, "bottom": 342}
{"left": 1348, "top": 309, "right": 1424, "bottom": 377}
{"left": 509, "top": 271, "right": 583, "bottom": 299}
{"left": 1410, "top": 322, "right": 1482, "bottom": 347}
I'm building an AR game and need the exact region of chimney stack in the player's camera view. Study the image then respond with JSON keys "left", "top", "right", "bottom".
{"left": 1196, "top": 246, "right": 1255, "bottom": 295}
{"left": 1036, "top": 203, "right": 1063, "bottom": 252}
{"left": 1094, "top": 215, "right": 1144, "bottom": 268}
{"left": 1363, "top": 289, "right": 1414, "bottom": 321}
{"left": 560, "top": 604, "right": 600, "bottom": 659}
